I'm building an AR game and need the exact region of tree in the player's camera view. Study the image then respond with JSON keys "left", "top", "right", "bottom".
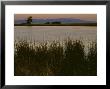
{"left": 26, "top": 16, "right": 32, "bottom": 24}
{"left": 52, "top": 21, "right": 61, "bottom": 24}
{"left": 45, "top": 22, "right": 50, "bottom": 24}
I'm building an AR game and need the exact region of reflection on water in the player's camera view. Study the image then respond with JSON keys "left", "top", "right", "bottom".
{"left": 15, "top": 26, "right": 96, "bottom": 41}
{"left": 14, "top": 26, "right": 97, "bottom": 52}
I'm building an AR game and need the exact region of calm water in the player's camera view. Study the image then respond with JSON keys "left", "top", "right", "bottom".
{"left": 14, "top": 26, "right": 97, "bottom": 48}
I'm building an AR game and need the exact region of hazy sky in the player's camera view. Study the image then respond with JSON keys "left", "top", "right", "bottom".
{"left": 14, "top": 14, "right": 97, "bottom": 21}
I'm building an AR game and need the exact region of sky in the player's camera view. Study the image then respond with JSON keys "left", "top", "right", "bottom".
{"left": 14, "top": 14, "right": 97, "bottom": 21}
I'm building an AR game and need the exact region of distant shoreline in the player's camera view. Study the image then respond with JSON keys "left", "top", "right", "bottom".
{"left": 14, "top": 23, "right": 97, "bottom": 26}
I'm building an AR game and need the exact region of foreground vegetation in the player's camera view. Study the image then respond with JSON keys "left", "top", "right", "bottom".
{"left": 14, "top": 39, "right": 97, "bottom": 76}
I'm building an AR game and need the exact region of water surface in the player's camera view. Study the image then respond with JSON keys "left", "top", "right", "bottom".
{"left": 15, "top": 26, "right": 97, "bottom": 43}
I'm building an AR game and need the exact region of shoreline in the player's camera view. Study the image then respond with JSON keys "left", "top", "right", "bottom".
{"left": 14, "top": 23, "right": 97, "bottom": 26}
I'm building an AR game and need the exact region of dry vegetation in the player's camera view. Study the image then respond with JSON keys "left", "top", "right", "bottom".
{"left": 14, "top": 39, "right": 97, "bottom": 76}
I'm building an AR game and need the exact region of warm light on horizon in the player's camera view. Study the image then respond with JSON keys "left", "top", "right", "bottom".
{"left": 14, "top": 14, "right": 97, "bottom": 21}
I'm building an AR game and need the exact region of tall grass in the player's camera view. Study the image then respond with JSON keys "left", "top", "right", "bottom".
{"left": 14, "top": 39, "right": 97, "bottom": 76}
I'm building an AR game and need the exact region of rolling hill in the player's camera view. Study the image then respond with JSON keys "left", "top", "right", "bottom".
{"left": 15, "top": 18, "right": 96, "bottom": 24}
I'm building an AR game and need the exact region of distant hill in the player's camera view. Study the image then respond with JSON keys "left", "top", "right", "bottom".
{"left": 15, "top": 18, "right": 96, "bottom": 24}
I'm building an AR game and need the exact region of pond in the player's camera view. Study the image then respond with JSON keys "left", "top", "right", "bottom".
{"left": 15, "top": 26, "right": 96, "bottom": 42}
{"left": 14, "top": 26, "right": 97, "bottom": 54}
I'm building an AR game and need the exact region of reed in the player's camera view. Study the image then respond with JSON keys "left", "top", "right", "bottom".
{"left": 14, "top": 39, "right": 97, "bottom": 76}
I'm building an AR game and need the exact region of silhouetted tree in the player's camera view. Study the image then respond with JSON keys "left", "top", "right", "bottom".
{"left": 26, "top": 16, "right": 32, "bottom": 24}
{"left": 45, "top": 22, "right": 50, "bottom": 24}
{"left": 52, "top": 22, "right": 61, "bottom": 24}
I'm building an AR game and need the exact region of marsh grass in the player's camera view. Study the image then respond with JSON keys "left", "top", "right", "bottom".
{"left": 14, "top": 39, "right": 97, "bottom": 76}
